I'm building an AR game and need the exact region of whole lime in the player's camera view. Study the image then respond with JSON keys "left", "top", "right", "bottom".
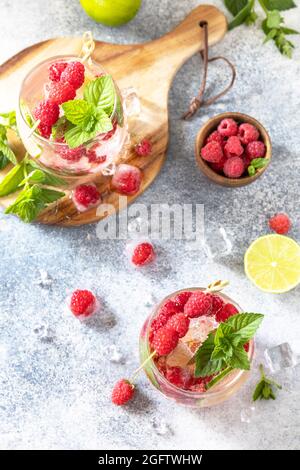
{"left": 80, "top": 0, "right": 142, "bottom": 27}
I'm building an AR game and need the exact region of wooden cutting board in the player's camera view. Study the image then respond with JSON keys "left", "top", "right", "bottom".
{"left": 0, "top": 5, "right": 227, "bottom": 226}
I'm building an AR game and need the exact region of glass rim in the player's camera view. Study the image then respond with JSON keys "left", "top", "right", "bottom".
{"left": 144, "top": 287, "right": 255, "bottom": 399}
{"left": 18, "top": 54, "right": 118, "bottom": 147}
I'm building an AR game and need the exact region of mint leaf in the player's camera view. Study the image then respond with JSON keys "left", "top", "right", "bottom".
{"left": 84, "top": 75, "right": 116, "bottom": 116}
{"left": 27, "top": 161, "right": 67, "bottom": 187}
{"left": 225, "top": 313, "right": 264, "bottom": 343}
{"left": 0, "top": 110, "right": 17, "bottom": 132}
{"left": 251, "top": 157, "right": 269, "bottom": 169}
{"left": 0, "top": 162, "right": 25, "bottom": 197}
{"left": 62, "top": 100, "right": 94, "bottom": 126}
{"left": 51, "top": 116, "right": 73, "bottom": 141}
{"left": 252, "top": 364, "right": 282, "bottom": 401}
{"left": 64, "top": 126, "right": 94, "bottom": 149}
{"left": 225, "top": 0, "right": 248, "bottom": 16}
{"left": 5, "top": 184, "right": 64, "bottom": 223}
{"left": 266, "top": 10, "right": 283, "bottom": 29}
{"left": 248, "top": 165, "right": 255, "bottom": 176}
{"left": 94, "top": 109, "right": 114, "bottom": 133}
{"left": 281, "top": 27, "right": 299, "bottom": 35}
{"left": 194, "top": 333, "right": 225, "bottom": 377}
{"left": 263, "top": 0, "right": 296, "bottom": 11}
{"left": 0, "top": 141, "right": 17, "bottom": 165}
{"left": 228, "top": 0, "right": 255, "bottom": 30}
{"left": 228, "top": 345, "right": 250, "bottom": 370}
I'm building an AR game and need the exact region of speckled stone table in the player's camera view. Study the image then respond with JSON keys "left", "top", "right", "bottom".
{"left": 0, "top": 0, "right": 300, "bottom": 450}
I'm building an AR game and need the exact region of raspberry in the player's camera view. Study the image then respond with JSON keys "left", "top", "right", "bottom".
{"left": 217, "top": 118, "right": 238, "bottom": 137}
{"left": 49, "top": 61, "right": 68, "bottom": 82}
{"left": 60, "top": 61, "right": 85, "bottom": 90}
{"left": 206, "top": 130, "right": 224, "bottom": 146}
{"left": 201, "top": 141, "right": 223, "bottom": 163}
{"left": 160, "top": 299, "right": 182, "bottom": 317}
{"left": 152, "top": 326, "right": 179, "bottom": 356}
{"left": 173, "top": 291, "right": 192, "bottom": 309}
{"left": 184, "top": 291, "right": 213, "bottom": 318}
{"left": 86, "top": 143, "right": 107, "bottom": 164}
{"left": 246, "top": 141, "right": 266, "bottom": 159}
{"left": 111, "top": 164, "right": 142, "bottom": 195}
{"left": 244, "top": 342, "right": 250, "bottom": 353}
{"left": 73, "top": 184, "right": 101, "bottom": 209}
{"left": 70, "top": 289, "right": 97, "bottom": 317}
{"left": 243, "top": 153, "right": 252, "bottom": 169}
{"left": 211, "top": 295, "right": 225, "bottom": 316}
{"left": 48, "top": 81, "right": 76, "bottom": 105}
{"left": 223, "top": 156, "right": 244, "bottom": 178}
{"left": 215, "top": 303, "right": 239, "bottom": 323}
{"left": 102, "top": 121, "right": 117, "bottom": 141}
{"left": 269, "top": 213, "right": 291, "bottom": 235}
{"left": 209, "top": 155, "right": 227, "bottom": 173}
{"left": 135, "top": 138, "right": 152, "bottom": 156}
{"left": 111, "top": 379, "right": 135, "bottom": 406}
{"left": 167, "top": 313, "right": 190, "bottom": 338}
{"left": 224, "top": 136, "right": 243, "bottom": 158}
{"left": 57, "top": 145, "right": 85, "bottom": 162}
{"left": 238, "top": 123, "right": 259, "bottom": 145}
{"left": 189, "top": 375, "right": 214, "bottom": 392}
{"left": 165, "top": 367, "right": 193, "bottom": 390}
{"left": 131, "top": 242, "right": 155, "bottom": 266}
{"left": 33, "top": 99, "right": 59, "bottom": 127}
{"left": 38, "top": 123, "right": 52, "bottom": 139}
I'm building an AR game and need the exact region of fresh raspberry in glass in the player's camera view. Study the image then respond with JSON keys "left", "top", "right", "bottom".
{"left": 102, "top": 121, "right": 117, "bottom": 141}
{"left": 246, "top": 141, "right": 266, "bottom": 159}
{"left": 167, "top": 313, "right": 190, "bottom": 338}
{"left": 238, "top": 123, "right": 259, "bottom": 145}
{"left": 269, "top": 213, "right": 291, "bottom": 235}
{"left": 86, "top": 143, "right": 107, "bottom": 164}
{"left": 215, "top": 303, "right": 238, "bottom": 322}
{"left": 57, "top": 145, "right": 85, "bottom": 162}
{"left": 111, "top": 164, "right": 142, "bottom": 195}
{"left": 69, "top": 289, "right": 97, "bottom": 318}
{"left": 224, "top": 136, "right": 244, "bottom": 158}
{"left": 173, "top": 291, "right": 192, "bottom": 309}
{"left": 184, "top": 291, "right": 213, "bottom": 318}
{"left": 217, "top": 118, "right": 238, "bottom": 137}
{"left": 60, "top": 61, "right": 85, "bottom": 90}
{"left": 49, "top": 61, "right": 68, "bottom": 82}
{"left": 48, "top": 81, "right": 76, "bottom": 105}
{"left": 151, "top": 326, "right": 179, "bottom": 356}
{"left": 38, "top": 123, "right": 52, "bottom": 139}
{"left": 201, "top": 141, "right": 223, "bottom": 163}
{"left": 33, "top": 99, "right": 59, "bottom": 127}
{"left": 165, "top": 367, "right": 193, "bottom": 390}
{"left": 131, "top": 242, "right": 155, "bottom": 266}
{"left": 223, "top": 156, "right": 244, "bottom": 178}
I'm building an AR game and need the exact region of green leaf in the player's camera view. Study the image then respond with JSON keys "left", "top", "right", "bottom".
{"left": 0, "top": 110, "right": 17, "bottom": 131}
{"left": 64, "top": 126, "right": 94, "bottom": 149}
{"left": 0, "top": 123, "right": 7, "bottom": 140}
{"left": 194, "top": 333, "right": 225, "bottom": 377}
{"left": 62, "top": 100, "right": 94, "bottom": 126}
{"left": 84, "top": 75, "right": 116, "bottom": 116}
{"left": 251, "top": 157, "right": 269, "bottom": 169}
{"left": 225, "top": 0, "right": 248, "bottom": 16}
{"left": 5, "top": 184, "right": 64, "bottom": 223}
{"left": 263, "top": 0, "right": 296, "bottom": 11}
{"left": 228, "top": 346, "right": 250, "bottom": 370}
{"left": 264, "top": 28, "right": 278, "bottom": 42}
{"left": 266, "top": 10, "right": 283, "bottom": 29}
{"left": 0, "top": 141, "right": 17, "bottom": 165}
{"left": 0, "top": 152, "right": 9, "bottom": 170}
{"left": 228, "top": 0, "right": 255, "bottom": 30}
{"left": 0, "top": 162, "right": 25, "bottom": 197}
{"left": 51, "top": 116, "right": 73, "bottom": 141}
{"left": 252, "top": 379, "right": 265, "bottom": 401}
{"left": 26, "top": 162, "right": 67, "bottom": 187}
{"left": 94, "top": 109, "right": 114, "bottom": 134}
{"left": 281, "top": 27, "right": 299, "bottom": 35}
{"left": 225, "top": 313, "right": 264, "bottom": 343}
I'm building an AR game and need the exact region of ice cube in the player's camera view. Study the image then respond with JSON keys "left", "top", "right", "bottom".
{"left": 35, "top": 269, "right": 53, "bottom": 288}
{"left": 240, "top": 406, "right": 256, "bottom": 424}
{"left": 182, "top": 316, "right": 218, "bottom": 344}
{"left": 201, "top": 226, "right": 232, "bottom": 260}
{"left": 264, "top": 343, "right": 299, "bottom": 373}
{"left": 106, "top": 345, "right": 124, "bottom": 364}
{"left": 122, "top": 88, "right": 141, "bottom": 117}
{"left": 151, "top": 417, "right": 172, "bottom": 436}
{"left": 166, "top": 341, "right": 193, "bottom": 368}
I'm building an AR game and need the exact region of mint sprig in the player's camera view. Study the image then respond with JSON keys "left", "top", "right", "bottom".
{"left": 192, "top": 313, "right": 264, "bottom": 383}
{"left": 0, "top": 111, "right": 18, "bottom": 169}
{"left": 247, "top": 157, "right": 269, "bottom": 176}
{"left": 224, "top": 0, "right": 299, "bottom": 57}
{"left": 252, "top": 364, "right": 282, "bottom": 400}
{"left": 62, "top": 75, "right": 123, "bottom": 149}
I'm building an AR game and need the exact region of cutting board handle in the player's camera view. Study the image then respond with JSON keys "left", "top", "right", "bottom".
{"left": 147, "top": 5, "right": 227, "bottom": 77}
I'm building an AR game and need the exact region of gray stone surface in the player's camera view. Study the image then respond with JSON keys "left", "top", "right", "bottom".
{"left": 0, "top": 0, "right": 300, "bottom": 450}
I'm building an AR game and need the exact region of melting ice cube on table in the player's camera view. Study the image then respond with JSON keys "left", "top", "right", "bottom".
{"left": 240, "top": 406, "right": 256, "bottom": 424}
{"left": 264, "top": 343, "right": 299, "bottom": 373}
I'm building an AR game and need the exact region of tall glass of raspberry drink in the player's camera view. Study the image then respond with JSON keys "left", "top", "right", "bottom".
{"left": 139, "top": 287, "right": 254, "bottom": 408}
{"left": 17, "top": 56, "right": 130, "bottom": 187}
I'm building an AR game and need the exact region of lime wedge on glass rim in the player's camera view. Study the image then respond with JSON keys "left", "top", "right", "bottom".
{"left": 80, "top": 0, "right": 142, "bottom": 27}
{"left": 244, "top": 234, "right": 300, "bottom": 293}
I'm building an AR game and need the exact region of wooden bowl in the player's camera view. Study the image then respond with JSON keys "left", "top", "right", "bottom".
{"left": 195, "top": 112, "right": 272, "bottom": 187}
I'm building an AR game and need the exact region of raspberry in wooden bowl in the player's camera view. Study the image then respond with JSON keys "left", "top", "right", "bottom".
{"left": 195, "top": 112, "right": 272, "bottom": 187}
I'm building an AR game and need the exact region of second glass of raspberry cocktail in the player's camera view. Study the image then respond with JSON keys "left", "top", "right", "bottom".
{"left": 17, "top": 55, "right": 130, "bottom": 185}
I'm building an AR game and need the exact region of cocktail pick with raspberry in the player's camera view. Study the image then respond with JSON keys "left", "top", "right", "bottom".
{"left": 111, "top": 280, "right": 230, "bottom": 406}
